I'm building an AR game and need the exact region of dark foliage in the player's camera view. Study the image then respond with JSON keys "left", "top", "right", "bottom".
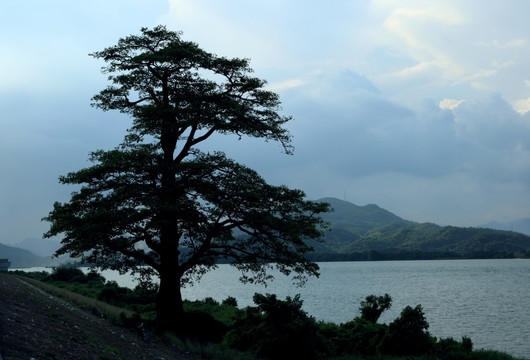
{"left": 97, "top": 281, "right": 158, "bottom": 311}
{"left": 222, "top": 296, "right": 238, "bottom": 307}
{"left": 179, "top": 310, "right": 228, "bottom": 343}
{"left": 435, "top": 336, "right": 474, "bottom": 360}
{"left": 359, "top": 293, "right": 392, "bottom": 323}
{"left": 323, "top": 318, "right": 388, "bottom": 356}
{"left": 379, "top": 304, "right": 435, "bottom": 356}
{"left": 225, "top": 293, "right": 329, "bottom": 360}
{"left": 46, "top": 267, "right": 89, "bottom": 283}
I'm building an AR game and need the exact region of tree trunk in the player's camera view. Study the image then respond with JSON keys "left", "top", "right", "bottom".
{"left": 156, "top": 155, "right": 185, "bottom": 331}
{"left": 156, "top": 93, "right": 185, "bottom": 331}
{"left": 156, "top": 260, "right": 184, "bottom": 331}
{"left": 156, "top": 166, "right": 184, "bottom": 331}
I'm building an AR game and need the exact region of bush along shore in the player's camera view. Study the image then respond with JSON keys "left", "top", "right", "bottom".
{"left": 8, "top": 267, "right": 528, "bottom": 360}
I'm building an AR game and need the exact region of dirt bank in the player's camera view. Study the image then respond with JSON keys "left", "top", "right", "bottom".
{"left": 0, "top": 274, "right": 196, "bottom": 360}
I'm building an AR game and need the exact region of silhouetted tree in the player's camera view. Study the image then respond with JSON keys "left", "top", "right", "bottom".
{"left": 359, "top": 293, "right": 392, "bottom": 323}
{"left": 379, "top": 304, "right": 434, "bottom": 356}
{"left": 43, "top": 26, "right": 329, "bottom": 330}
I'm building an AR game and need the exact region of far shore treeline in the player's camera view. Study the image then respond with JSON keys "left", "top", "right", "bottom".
{"left": 2, "top": 196, "right": 530, "bottom": 268}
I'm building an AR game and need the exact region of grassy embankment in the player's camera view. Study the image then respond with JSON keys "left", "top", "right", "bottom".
{"left": 9, "top": 268, "right": 528, "bottom": 360}
{"left": 9, "top": 269, "right": 251, "bottom": 360}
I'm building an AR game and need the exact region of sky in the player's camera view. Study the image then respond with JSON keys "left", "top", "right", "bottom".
{"left": 2, "top": 0, "right": 530, "bottom": 245}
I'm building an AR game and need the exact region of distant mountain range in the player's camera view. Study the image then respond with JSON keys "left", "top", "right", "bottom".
{"left": 479, "top": 218, "right": 530, "bottom": 236}
{"left": 0, "top": 243, "right": 62, "bottom": 268}
{"left": 309, "top": 198, "right": 530, "bottom": 260}
{"left": 2, "top": 198, "right": 529, "bottom": 267}
{"left": 0, "top": 238, "right": 68, "bottom": 268}
{"left": 15, "top": 237, "right": 62, "bottom": 257}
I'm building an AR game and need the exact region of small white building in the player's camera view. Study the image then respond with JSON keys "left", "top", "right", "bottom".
{"left": 0, "top": 259, "right": 11, "bottom": 271}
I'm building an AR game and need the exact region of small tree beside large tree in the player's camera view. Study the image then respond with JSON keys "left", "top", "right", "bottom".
{"left": 43, "top": 26, "right": 329, "bottom": 330}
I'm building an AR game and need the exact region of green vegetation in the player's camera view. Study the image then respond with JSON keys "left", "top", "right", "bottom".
{"left": 10, "top": 268, "right": 527, "bottom": 360}
{"left": 309, "top": 198, "right": 530, "bottom": 260}
{"left": 225, "top": 293, "right": 328, "bottom": 360}
{"left": 14, "top": 271, "right": 134, "bottom": 326}
{"left": 359, "top": 293, "right": 392, "bottom": 323}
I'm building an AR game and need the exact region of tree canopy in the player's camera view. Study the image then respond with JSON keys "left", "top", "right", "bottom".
{"left": 43, "top": 26, "right": 329, "bottom": 329}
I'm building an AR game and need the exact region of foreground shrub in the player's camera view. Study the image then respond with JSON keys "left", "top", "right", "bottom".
{"left": 222, "top": 296, "right": 238, "bottom": 307}
{"left": 98, "top": 281, "right": 158, "bottom": 311}
{"left": 435, "top": 336, "right": 474, "bottom": 360}
{"left": 378, "top": 304, "right": 435, "bottom": 356}
{"left": 340, "top": 318, "right": 388, "bottom": 356}
{"left": 46, "top": 266, "right": 87, "bottom": 283}
{"left": 318, "top": 293, "right": 392, "bottom": 356}
{"left": 225, "top": 293, "right": 328, "bottom": 360}
{"left": 179, "top": 310, "right": 228, "bottom": 343}
{"left": 467, "top": 349, "right": 523, "bottom": 360}
{"left": 359, "top": 293, "right": 392, "bottom": 323}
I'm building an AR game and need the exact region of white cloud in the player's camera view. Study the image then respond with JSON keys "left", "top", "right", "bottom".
{"left": 376, "top": 3, "right": 464, "bottom": 69}
{"left": 491, "top": 60, "right": 515, "bottom": 69}
{"left": 400, "top": 61, "right": 434, "bottom": 75}
{"left": 511, "top": 98, "right": 530, "bottom": 115}
{"left": 266, "top": 79, "right": 307, "bottom": 92}
{"left": 439, "top": 98, "right": 465, "bottom": 110}
{"left": 478, "top": 38, "right": 528, "bottom": 48}
{"left": 367, "top": 1, "right": 530, "bottom": 106}
{"left": 453, "top": 69, "right": 497, "bottom": 86}
{"left": 505, "top": 39, "right": 527, "bottom": 48}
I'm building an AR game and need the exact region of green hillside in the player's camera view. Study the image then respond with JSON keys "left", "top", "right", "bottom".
{"left": 319, "top": 197, "right": 409, "bottom": 231}
{"left": 311, "top": 198, "right": 530, "bottom": 260}
{"left": 348, "top": 223, "right": 530, "bottom": 253}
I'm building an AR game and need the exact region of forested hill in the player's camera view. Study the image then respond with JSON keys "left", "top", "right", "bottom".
{"left": 309, "top": 198, "right": 530, "bottom": 260}
{"left": 318, "top": 197, "right": 409, "bottom": 230}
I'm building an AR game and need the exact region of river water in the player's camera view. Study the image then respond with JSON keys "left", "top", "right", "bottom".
{"left": 18, "top": 259, "right": 530, "bottom": 358}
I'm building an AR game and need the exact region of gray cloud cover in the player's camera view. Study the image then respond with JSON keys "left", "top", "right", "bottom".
{"left": 1, "top": 0, "right": 530, "bottom": 244}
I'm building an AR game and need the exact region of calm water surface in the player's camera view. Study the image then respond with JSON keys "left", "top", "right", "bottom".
{"left": 18, "top": 259, "right": 530, "bottom": 358}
